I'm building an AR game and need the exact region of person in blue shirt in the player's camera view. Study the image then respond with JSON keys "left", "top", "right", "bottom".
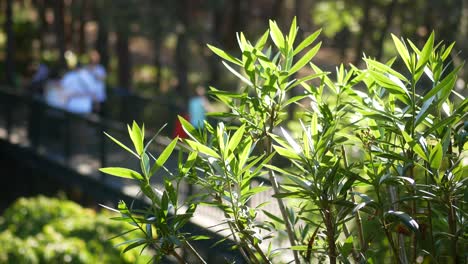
{"left": 188, "top": 86, "right": 211, "bottom": 129}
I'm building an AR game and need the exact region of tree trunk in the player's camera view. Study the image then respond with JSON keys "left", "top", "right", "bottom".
{"left": 116, "top": 30, "right": 132, "bottom": 90}
{"left": 78, "top": 0, "right": 88, "bottom": 56}
{"left": 54, "top": 0, "right": 67, "bottom": 69}
{"left": 354, "top": 0, "right": 372, "bottom": 65}
{"left": 175, "top": 0, "right": 190, "bottom": 99}
{"left": 153, "top": 36, "right": 162, "bottom": 91}
{"left": 458, "top": 0, "right": 468, "bottom": 80}
{"left": 95, "top": 14, "right": 109, "bottom": 70}
{"left": 208, "top": 2, "right": 223, "bottom": 88}
{"left": 375, "top": 0, "right": 397, "bottom": 61}
{"left": 438, "top": 0, "right": 463, "bottom": 44}
{"left": 224, "top": 0, "right": 246, "bottom": 50}
{"left": 4, "top": 0, "right": 15, "bottom": 87}
{"left": 287, "top": 0, "right": 305, "bottom": 121}
{"left": 34, "top": 0, "right": 47, "bottom": 55}
{"left": 272, "top": 0, "right": 284, "bottom": 25}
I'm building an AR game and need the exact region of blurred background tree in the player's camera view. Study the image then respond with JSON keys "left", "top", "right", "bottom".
{"left": 0, "top": 0, "right": 466, "bottom": 96}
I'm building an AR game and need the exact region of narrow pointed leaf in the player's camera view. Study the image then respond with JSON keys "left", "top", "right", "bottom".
{"left": 149, "top": 138, "right": 178, "bottom": 178}
{"left": 269, "top": 20, "right": 285, "bottom": 52}
{"left": 222, "top": 61, "right": 253, "bottom": 86}
{"left": 100, "top": 167, "right": 143, "bottom": 180}
{"left": 429, "top": 143, "right": 443, "bottom": 170}
{"left": 294, "top": 29, "right": 322, "bottom": 55}
{"left": 129, "top": 122, "right": 144, "bottom": 155}
{"left": 227, "top": 125, "right": 246, "bottom": 153}
{"left": 289, "top": 42, "right": 321, "bottom": 76}
{"left": 208, "top": 44, "right": 242, "bottom": 66}
{"left": 391, "top": 34, "right": 411, "bottom": 72}
{"left": 185, "top": 140, "right": 220, "bottom": 159}
{"left": 255, "top": 29, "right": 270, "bottom": 49}
{"left": 104, "top": 132, "right": 139, "bottom": 158}
{"left": 385, "top": 210, "right": 419, "bottom": 233}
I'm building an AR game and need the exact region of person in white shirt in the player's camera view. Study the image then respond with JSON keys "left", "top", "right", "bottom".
{"left": 85, "top": 50, "right": 107, "bottom": 113}
{"left": 44, "top": 70, "right": 66, "bottom": 110}
{"left": 61, "top": 65, "right": 96, "bottom": 114}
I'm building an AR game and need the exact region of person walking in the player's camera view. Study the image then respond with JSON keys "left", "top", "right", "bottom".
{"left": 188, "top": 85, "right": 211, "bottom": 129}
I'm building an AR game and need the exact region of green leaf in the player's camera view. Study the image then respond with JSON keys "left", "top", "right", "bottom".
{"left": 242, "top": 186, "right": 270, "bottom": 200}
{"left": 185, "top": 140, "right": 221, "bottom": 159}
{"left": 290, "top": 245, "right": 308, "bottom": 251}
{"left": 178, "top": 115, "right": 197, "bottom": 139}
{"left": 269, "top": 20, "right": 285, "bottom": 52}
{"left": 255, "top": 29, "right": 270, "bottom": 50}
{"left": 283, "top": 94, "right": 310, "bottom": 107}
{"left": 122, "top": 239, "right": 147, "bottom": 253}
{"left": 181, "top": 151, "right": 198, "bottom": 175}
{"left": 237, "top": 138, "right": 252, "bottom": 172}
{"left": 104, "top": 132, "right": 139, "bottom": 159}
{"left": 363, "top": 58, "right": 409, "bottom": 83}
{"left": 207, "top": 44, "right": 242, "bottom": 66}
{"left": 263, "top": 209, "right": 285, "bottom": 224}
{"left": 144, "top": 124, "right": 167, "bottom": 153}
{"left": 441, "top": 42, "right": 455, "bottom": 61}
{"left": 287, "top": 17, "right": 298, "bottom": 50}
{"left": 281, "top": 127, "right": 302, "bottom": 153}
{"left": 416, "top": 31, "right": 434, "bottom": 73}
{"left": 294, "top": 29, "right": 321, "bottom": 56}
{"left": 421, "top": 65, "right": 461, "bottom": 103}
{"left": 401, "top": 130, "right": 428, "bottom": 161}
{"left": 391, "top": 34, "right": 411, "bottom": 72}
{"left": 290, "top": 72, "right": 327, "bottom": 90}
{"left": 340, "top": 236, "right": 354, "bottom": 257}
{"left": 100, "top": 167, "right": 143, "bottom": 180}
{"left": 191, "top": 235, "right": 211, "bottom": 241}
{"left": 385, "top": 210, "right": 419, "bottom": 233}
{"left": 289, "top": 42, "right": 321, "bottom": 76}
{"left": 369, "top": 71, "right": 409, "bottom": 99}
{"left": 379, "top": 175, "right": 415, "bottom": 186}
{"left": 149, "top": 138, "right": 178, "bottom": 178}
{"left": 128, "top": 121, "right": 144, "bottom": 156}
{"left": 140, "top": 153, "right": 150, "bottom": 177}
{"left": 272, "top": 145, "right": 301, "bottom": 160}
{"left": 222, "top": 61, "right": 253, "bottom": 86}
{"left": 227, "top": 125, "right": 246, "bottom": 154}
{"left": 429, "top": 143, "right": 443, "bottom": 170}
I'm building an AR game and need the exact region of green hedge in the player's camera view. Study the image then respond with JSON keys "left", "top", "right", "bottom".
{"left": 0, "top": 196, "right": 151, "bottom": 264}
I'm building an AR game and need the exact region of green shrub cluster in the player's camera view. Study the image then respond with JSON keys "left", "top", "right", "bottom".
{"left": 0, "top": 196, "right": 151, "bottom": 264}
{"left": 102, "top": 19, "right": 467, "bottom": 263}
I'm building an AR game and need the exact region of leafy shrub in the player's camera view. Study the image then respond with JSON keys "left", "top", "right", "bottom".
{"left": 101, "top": 18, "right": 467, "bottom": 263}
{"left": 0, "top": 196, "right": 151, "bottom": 264}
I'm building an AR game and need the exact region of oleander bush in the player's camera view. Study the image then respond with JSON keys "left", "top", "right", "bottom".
{"left": 0, "top": 196, "right": 151, "bottom": 264}
{"left": 101, "top": 18, "right": 467, "bottom": 263}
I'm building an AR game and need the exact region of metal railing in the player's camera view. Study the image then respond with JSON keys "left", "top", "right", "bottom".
{"left": 0, "top": 87, "right": 279, "bottom": 222}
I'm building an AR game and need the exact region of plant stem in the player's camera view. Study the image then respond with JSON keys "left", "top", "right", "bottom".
{"left": 425, "top": 168, "right": 436, "bottom": 255}
{"left": 184, "top": 241, "right": 207, "bottom": 264}
{"left": 323, "top": 204, "right": 337, "bottom": 264}
{"left": 264, "top": 104, "right": 300, "bottom": 263}
{"left": 383, "top": 224, "right": 402, "bottom": 264}
{"left": 448, "top": 198, "right": 458, "bottom": 262}
{"left": 409, "top": 78, "right": 418, "bottom": 263}
{"left": 342, "top": 223, "right": 360, "bottom": 261}
{"left": 268, "top": 169, "right": 299, "bottom": 261}
{"left": 171, "top": 250, "right": 187, "bottom": 264}
{"left": 215, "top": 196, "right": 253, "bottom": 263}
{"left": 342, "top": 146, "right": 365, "bottom": 254}
{"left": 243, "top": 231, "right": 272, "bottom": 263}
{"left": 368, "top": 149, "right": 401, "bottom": 264}
{"left": 341, "top": 146, "right": 364, "bottom": 261}
{"left": 388, "top": 185, "right": 408, "bottom": 263}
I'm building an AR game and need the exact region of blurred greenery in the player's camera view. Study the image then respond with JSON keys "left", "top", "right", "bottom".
{"left": 0, "top": 196, "right": 151, "bottom": 264}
